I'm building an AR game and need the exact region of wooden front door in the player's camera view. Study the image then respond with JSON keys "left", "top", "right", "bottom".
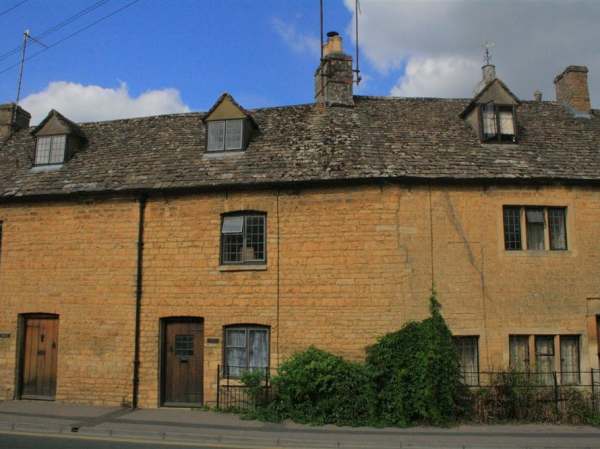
{"left": 162, "top": 319, "right": 203, "bottom": 406}
{"left": 21, "top": 315, "right": 59, "bottom": 400}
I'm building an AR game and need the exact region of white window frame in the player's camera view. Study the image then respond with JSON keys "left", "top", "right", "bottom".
{"left": 35, "top": 135, "right": 67, "bottom": 166}
{"left": 207, "top": 119, "right": 244, "bottom": 152}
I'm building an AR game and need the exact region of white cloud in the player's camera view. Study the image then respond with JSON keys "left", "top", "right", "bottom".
{"left": 390, "top": 56, "right": 480, "bottom": 98}
{"left": 344, "top": 0, "right": 600, "bottom": 104}
{"left": 21, "top": 81, "right": 190, "bottom": 124}
{"left": 271, "top": 17, "right": 320, "bottom": 58}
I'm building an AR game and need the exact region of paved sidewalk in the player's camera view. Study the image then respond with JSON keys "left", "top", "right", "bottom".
{"left": 1, "top": 400, "right": 600, "bottom": 448}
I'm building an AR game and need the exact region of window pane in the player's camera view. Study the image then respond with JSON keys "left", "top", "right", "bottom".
{"left": 535, "top": 336, "right": 555, "bottom": 385}
{"left": 526, "top": 208, "right": 545, "bottom": 250}
{"left": 548, "top": 208, "right": 567, "bottom": 250}
{"left": 509, "top": 336, "right": 530, "bottom": 371}
{"left": 560, "top": 336, "right": 580, "bottom": 385}
{"left": 499, "top": 110, "right": 515, "bottom": 135}
{"left": 249, "top": 330, "right": 269, "bottom": 370}
{"left": 225, "top": 119, "right": 243, "bottom": 150}
{"left": 244, "top": 215, "right": 265, "bottom": 262}
{"left": 454, "top": 337, "right": 479, "bottom": 386}
{"left": 35, "top": 137, "right": 52, "bottom": 165}
{"left": 503, "top": 207, "right": 522, "bottom": 250}
{"left": 226, "top": 348, "right": 246, "bottom": 377}
{"left": 226, "top": 329, "right": 246, "bottom": 347}
{"left": 207, "top": 121, "right": 225, "bottom": 151}
{"left": 482, "top": 103, "right": 497, "bottom": 139}
{"left": 222, "top": 233, "right": 243, "bottom": 263}
{"left": 49, "top": 135, "right": 66, "bottom": 164}
{"left": 174, "top": 334, "right": 194, "bottom": 357}
{"left": 222, "top": 216, "right": 244, "bottom": 234}
{"left": 526, "top": 209, "right": 544, "bottom": 223}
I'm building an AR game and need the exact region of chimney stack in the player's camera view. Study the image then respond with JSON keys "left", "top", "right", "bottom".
{"left": 0, "top": 103, "right": 31, "bottom": 141}
{"left": 314, "top": 31, "right": 354, "bottom": 107}
{"left": 473, "top": 64, "right": 497, "bottom": 96}
{"left": 554, "top": 66, "right": 591, "bottom": 116}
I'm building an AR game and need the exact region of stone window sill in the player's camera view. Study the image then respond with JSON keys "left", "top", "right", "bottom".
{"left": 219, "top": 264, "right": 267, "bottom": 272}
{"left": 504, "top": 250, "right": 572, "bottom": 257}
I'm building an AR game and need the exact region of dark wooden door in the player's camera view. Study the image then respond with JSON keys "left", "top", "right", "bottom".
{"left": 21, "top": 316, "right": 59, "bottom": 400}
{"left": 162, "top": 319, "right": 203, "bottom": 405}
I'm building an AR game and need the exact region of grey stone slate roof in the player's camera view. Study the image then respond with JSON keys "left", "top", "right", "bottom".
{"left": 0, "top": 95, "right": 599, "bottom": 199}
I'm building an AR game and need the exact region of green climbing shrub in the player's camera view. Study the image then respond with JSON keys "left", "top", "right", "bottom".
{"left": 268, "top": 346, "right": 377, "bottom": 426}
{"left": 365, "top": 291, "right": 462, "bottom": 425}
{"left": 240, "top": 290, "right": 463, "bottom": 427}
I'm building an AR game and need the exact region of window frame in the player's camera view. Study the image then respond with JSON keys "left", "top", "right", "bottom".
{"left": 454, "top": 336, "right": 480, "bottom": 386}
{"left": 548, "top": 207, "right": 568, "bottom": 251}
{"left": 206, "top": 119, "right": 245, "bottom": 152}
{"left": 502, "top": 206, "right": 568, "bottom": 252}
{"left": 220, "top": 212, "right": 266, "bottom": 265}
{"left": 509, "top": 335, "right": 531, "bottom": 371}
{"left": 479, "top": 102, "right": 517, "bottom": 143}
{"left": 559, "top": 335, "right": 580, "bottom": 385}
{"left": 34, "top": 134, "right": 68, "bottom": 166}
{"left": 222, "top": 324, "right": 270, "bottom": 378}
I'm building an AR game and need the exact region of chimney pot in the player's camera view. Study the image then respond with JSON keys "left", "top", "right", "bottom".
{"left": 554, "top": 65, "right": 591, "bottom": 116}
{"left": 0, "top": 103, "right": 31, "bottom": 141}
{"left": 323, "top": 30, "right": 343, "bottom": 57}
{"left": 533, "top": 90, "right": 543, "bottom": 102}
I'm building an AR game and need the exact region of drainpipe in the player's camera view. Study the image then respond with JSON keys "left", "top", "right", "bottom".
{"left": 132, "top": 194, "right": 147, "bottom": 409}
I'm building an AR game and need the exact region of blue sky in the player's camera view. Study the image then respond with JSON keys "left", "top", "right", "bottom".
{"left": 0, "top": 0, "right": 395, "bottom": 121}
{"left": 0, "top": 0, "right": 598, "bottom": 124}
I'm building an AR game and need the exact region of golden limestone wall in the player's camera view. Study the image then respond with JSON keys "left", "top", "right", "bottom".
{"left": 0, "top": 198, "right": 139, "bottom": 404}
{"left": 1, "top": 184, "right": 599, "bottom": 406}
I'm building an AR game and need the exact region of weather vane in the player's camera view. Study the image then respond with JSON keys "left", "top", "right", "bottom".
{"left": 482, "top": 41, "right": 495, "bottom": 65}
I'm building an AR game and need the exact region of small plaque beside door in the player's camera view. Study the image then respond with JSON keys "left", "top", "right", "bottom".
{"left": 206, "top": 337, "right": 219, "bottom": 345}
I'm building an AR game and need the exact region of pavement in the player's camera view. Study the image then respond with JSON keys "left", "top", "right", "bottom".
{"left": 1, "top": 400, "right": 600, "bottom": 449}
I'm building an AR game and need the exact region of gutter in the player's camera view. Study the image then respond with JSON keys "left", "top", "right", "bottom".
{"left": 132, "top": 193, "right": 147, "bottom": 409}
{"left": 2, "top": 176, "right": 600, "bottom": 205}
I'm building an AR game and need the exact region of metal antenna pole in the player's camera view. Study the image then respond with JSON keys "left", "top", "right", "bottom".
{"left": 13, "top": 29, "right": 29, "bottom": 125}
{"left": 319, "top": 0, "right": 324, "bottom": 60}
{"left": 354, "top": 0, "right": 361, "bottom": 84}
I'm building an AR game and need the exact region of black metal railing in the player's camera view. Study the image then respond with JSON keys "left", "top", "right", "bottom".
{"left": 461, "top": 370, "right": 600, "bottom": 421}
{"left": 216, "top": 365, "right": 274, "bottom": 410}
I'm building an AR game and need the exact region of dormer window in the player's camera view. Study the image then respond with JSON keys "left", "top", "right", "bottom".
{"left": 207, "top": 119, "right": 244, "bottom": 151}
{"left": 30, "top": 109, "right": 84, "bottom": 168}
{"left": 35, "top": 135, "right": 67, "bottom": 166}
{"left": 203, "top": 93, "right": 257, "bottom": 154}
{"left": 480, "top": 103, "right": 517, "bottom": 143}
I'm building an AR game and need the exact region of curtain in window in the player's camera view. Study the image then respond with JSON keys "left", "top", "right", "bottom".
{"left": 498, "top": 110, "right": 515, "bottom": 135}
{"left": 225, "top": 329, "right": 246, "bottom": 377}
{"left": 455, "top": 337, "right": 479, "bottom": 386}
{"left": 560, "top": 336, "right": 580, "bottom": 385}
{"left": 526, "top": 208, "right": 545, "bottom": 250}
{"left": 482, "top": 103, "right": 497, "bottom": 138}
{"left": 225, "top": 120, "right": 243, "bottom": 150}
{"left": 249, "top": 330, "right": 268, "bottom": 370}
{"left": 535, "top": 336, "right": 555, "bottom": 385}
{"left": 35, "top": 137, "right": 52, "bottom": 165}
{"left": 509, "top": 336, "right": 530, "bottom": 371}
{"left": 207, "top": 121, "right": 225, "bottom": 151}
{"left": 548, "top": 208, "right": 567, "bottom": 250}
{"left": 49, "top": 135, "right": 66, "bottom": 164}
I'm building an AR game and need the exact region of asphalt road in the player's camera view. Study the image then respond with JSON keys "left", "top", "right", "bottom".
{"left": 0, "top": 432, "right": 230, "bottom": 449}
